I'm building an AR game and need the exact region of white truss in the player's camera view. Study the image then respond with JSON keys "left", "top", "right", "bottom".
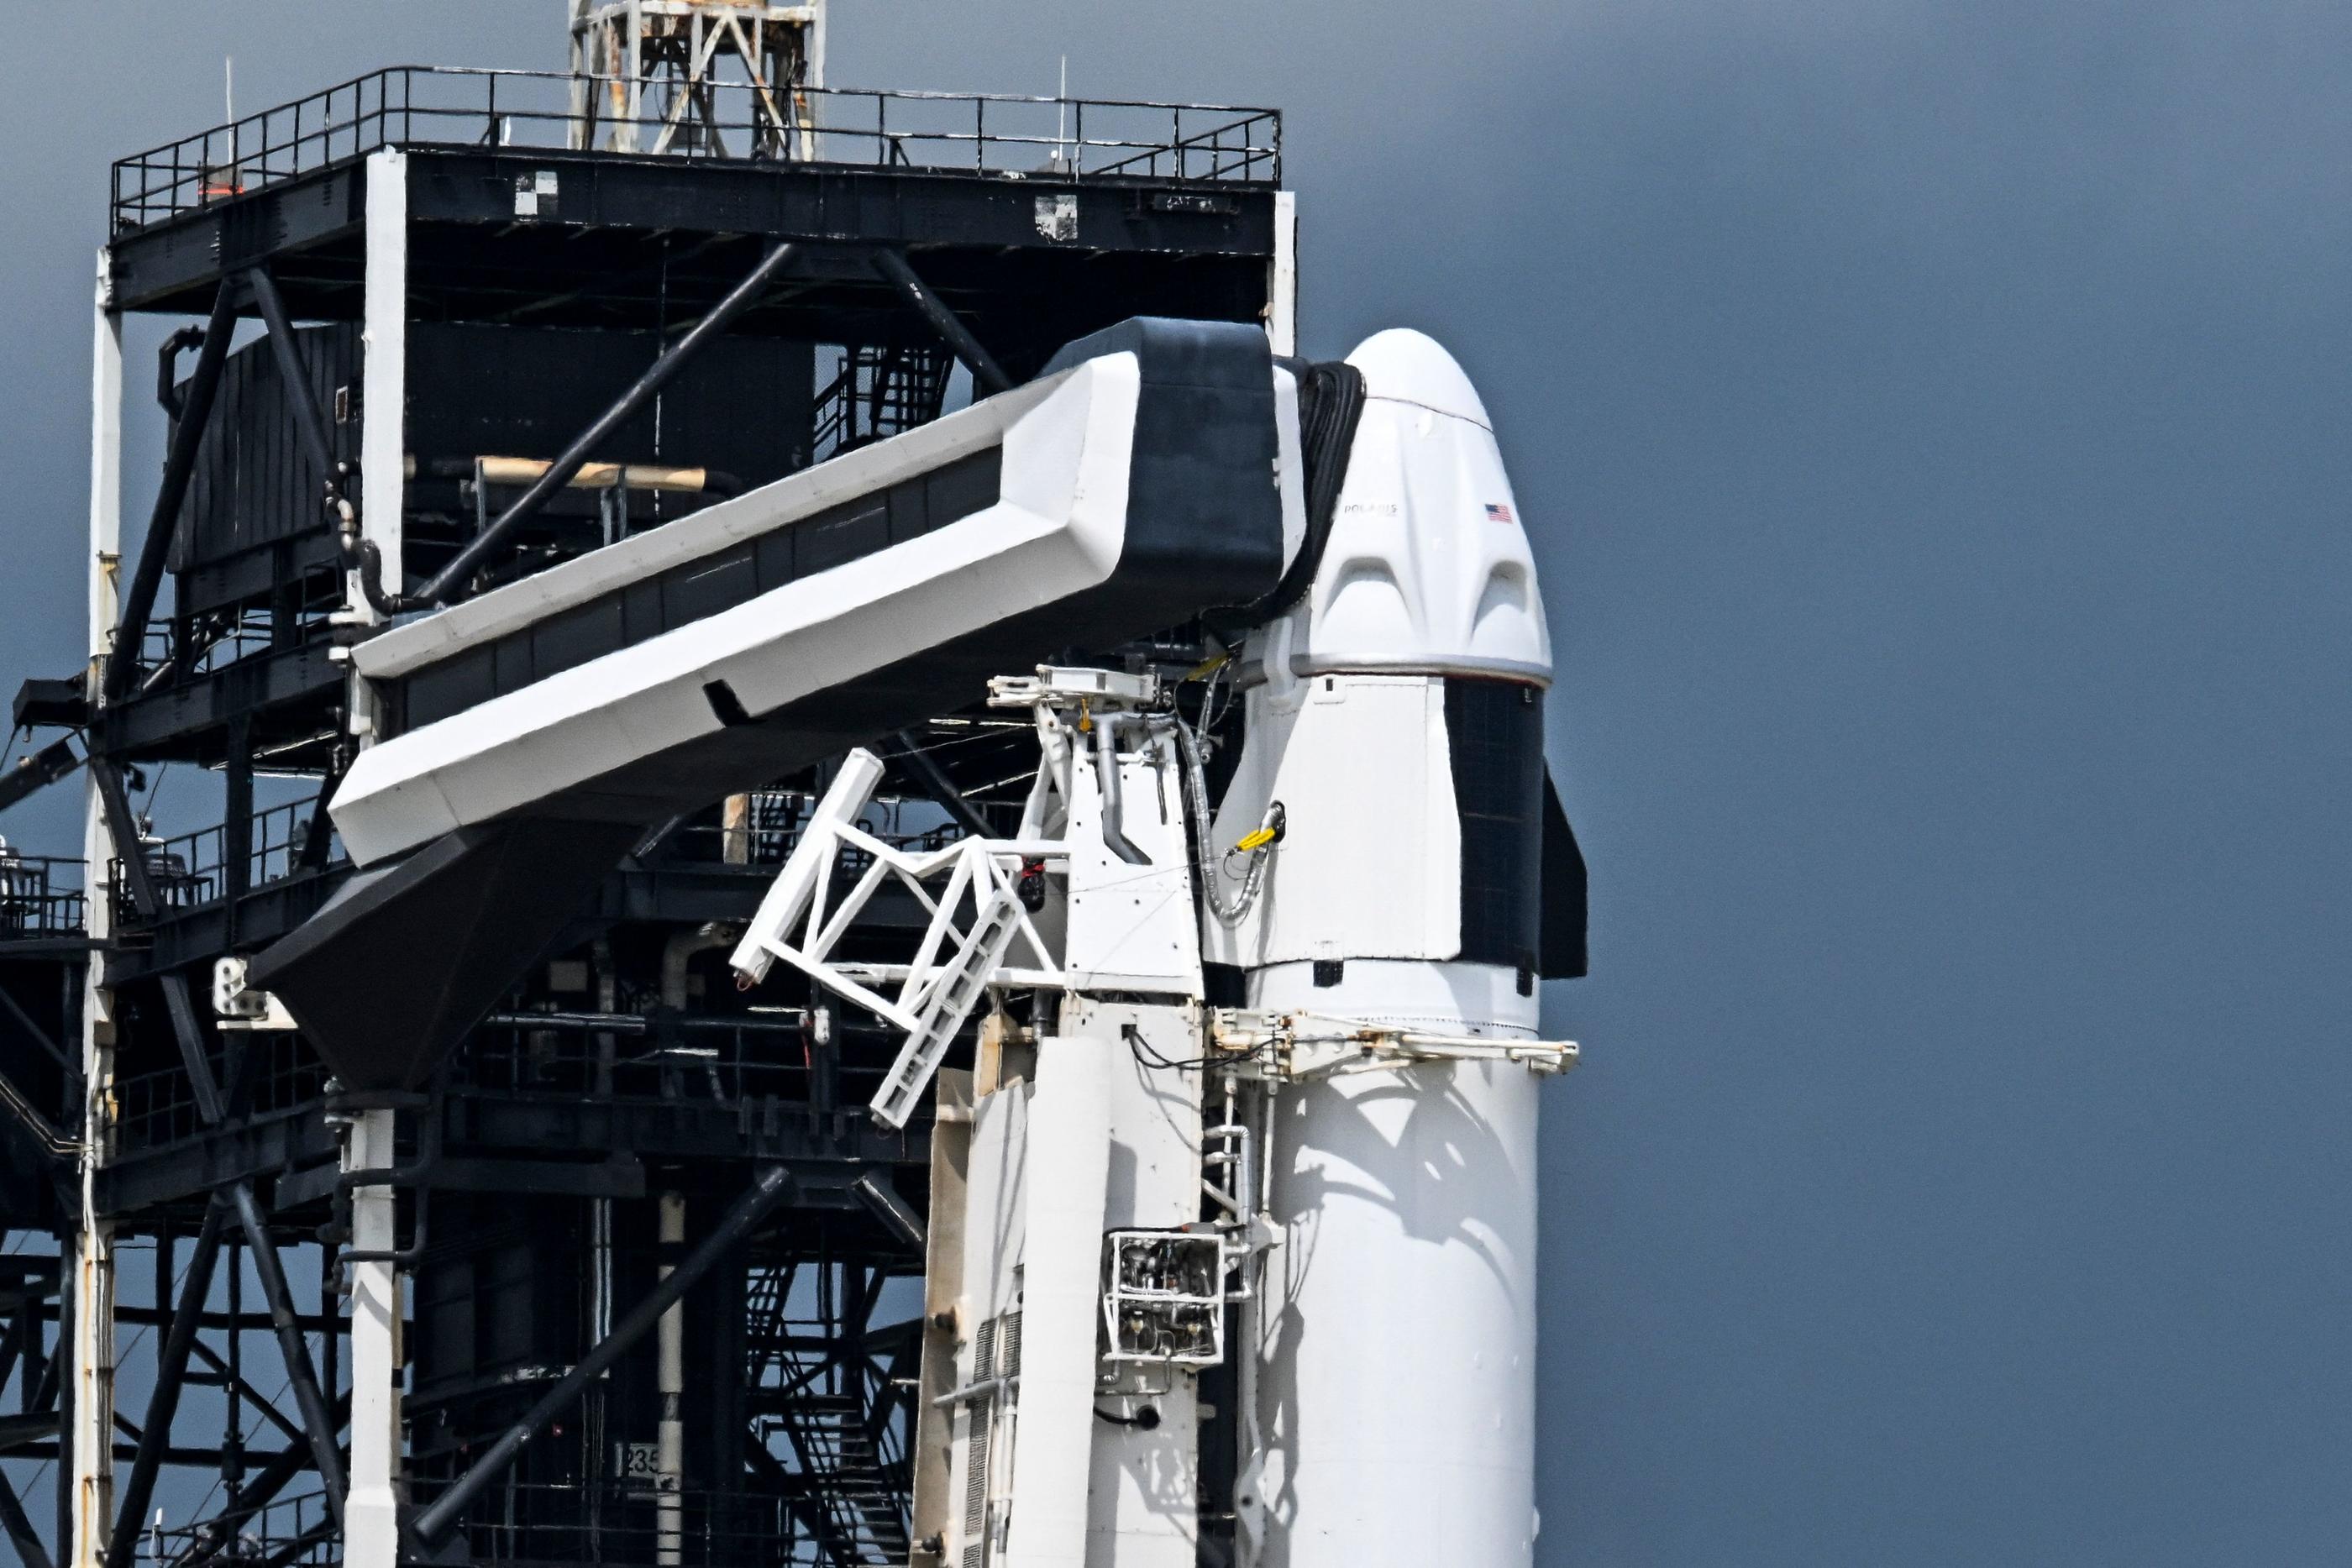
{"left": 727, "top": 747, "right": 1064, "bottom": 1128}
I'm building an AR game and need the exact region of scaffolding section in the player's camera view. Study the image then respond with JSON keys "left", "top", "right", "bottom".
{"left": 0, "top": 9, "right": 1292, "bottom": 1563}
{"left": 569, "top": 0, "right": 827, "bottom": 159}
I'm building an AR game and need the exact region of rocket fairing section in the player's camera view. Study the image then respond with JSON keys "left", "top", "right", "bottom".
{"left": 1208, "top": 329, "right": 1559, "bottom": 1568}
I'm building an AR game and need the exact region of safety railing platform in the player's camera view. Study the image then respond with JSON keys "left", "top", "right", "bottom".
{"left": 112, "top": 66, "right": 1281, "bottom": 231}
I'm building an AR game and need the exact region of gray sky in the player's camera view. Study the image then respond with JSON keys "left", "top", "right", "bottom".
{"left": 5, "top": 3, "right": 2350, "bottom": 1563}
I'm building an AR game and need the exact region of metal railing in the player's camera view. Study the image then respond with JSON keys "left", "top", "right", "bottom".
{"left": 0, "top": 852, "right": 87, "bottom": 941}
{"left": 155, "top": 1487, "right": 338, "bottom": 1565}
{"left": 402, "top": 1479, "right": 827, "bottom": 1567}
{"left": 108, "top": 794, "right": 332, "bottom": 926}
{"left": 664, "top": 788, "right": 960, "bottom": 869}
{"left": 114, "top": 1030, "right": 328, "bottom": 1156}
{"left": 112, "top": 66, "right": 1281, "bottom": 230}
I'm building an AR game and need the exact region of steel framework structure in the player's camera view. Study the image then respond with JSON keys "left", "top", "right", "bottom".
{"left": 0, "top": 29, "right": 1294, "bottom": 1568}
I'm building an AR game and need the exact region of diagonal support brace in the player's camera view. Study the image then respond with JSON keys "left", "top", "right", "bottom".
{"left": 226, "top": 1181, "right": 346, "bottom": 1524}
{"left": 105, "top": 1195, "right": 228, "bottom": 1568}
{"left": 874, "top": 249, "right": 1012, "bottom": 396}
{"left": 408, "top": 1165, "right": 796, "bottom": 1550}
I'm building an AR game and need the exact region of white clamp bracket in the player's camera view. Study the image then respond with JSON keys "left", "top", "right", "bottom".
{"left": 1208, "top": 1009, "right": 1578, "bottom": 1081}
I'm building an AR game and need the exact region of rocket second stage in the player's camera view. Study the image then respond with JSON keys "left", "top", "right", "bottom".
{"left": 1209, "top": 329, "right": 1555, "bottom": 1567}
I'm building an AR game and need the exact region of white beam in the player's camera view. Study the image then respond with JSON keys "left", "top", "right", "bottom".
{"left": 357, "top": 149, "right": 407, "bottom": 631}
{"left": 1268, "top": 190, "right": 1298, "bottom": 358}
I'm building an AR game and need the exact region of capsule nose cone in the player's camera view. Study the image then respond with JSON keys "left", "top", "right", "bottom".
{"left": 1346, "top": 328, "right": 1494, "bottom": 431}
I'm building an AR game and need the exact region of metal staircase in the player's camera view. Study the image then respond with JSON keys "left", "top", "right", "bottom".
{"left": 746, "top": 1262, "right": 916, "bottom": 1565}
{"left": 814, "top": 343, "right": 958, "bottom": 460}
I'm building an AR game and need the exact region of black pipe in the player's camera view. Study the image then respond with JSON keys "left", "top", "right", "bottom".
{"left": 403, "top": 241, "right": 801, "bottom": 609}
{"left": 873, "top": 249, "right": 1012, "bottom": 396}
{"left": 105, "top": 281, "right": 239, "bottom": 705}
{"left": 248, "top": 269, "right": 343, "bottom": 496}
{"left": 154, "top": 325, "right": 206, "bottom": 421}
{"left": 225, "top": 1182, "right": 346, "bottom": 1523}
{"left": 409, "top": 1164, "right": 795, "bottom": 1547}
{"left": 106, "top": 1195, "right": 228, "bottom": 1568}
{"left": 887, "top": 730, "right": 994, "bottom": 838}
{"left": 156, "top": 975, "right": 224, "bottom": 1125}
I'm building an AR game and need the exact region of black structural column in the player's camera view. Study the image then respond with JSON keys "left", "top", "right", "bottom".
{"left": 874, "top": 249, "right": 1012, "bottom": 396}
{"left": 408, "top": 1165, "right": 795, "bottom": 1549}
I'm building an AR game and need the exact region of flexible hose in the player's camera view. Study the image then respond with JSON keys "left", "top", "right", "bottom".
{"left": 1172, "top": 716, "right": 1279, "bottom": 926}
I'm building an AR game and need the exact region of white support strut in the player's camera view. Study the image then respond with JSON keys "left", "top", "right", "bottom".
{"left": 727, "top": 746, "right": 1063, "bottom": 1129}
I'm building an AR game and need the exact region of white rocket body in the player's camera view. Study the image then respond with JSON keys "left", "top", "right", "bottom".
{"left": 1210, "top": 330, "right": 1552, "bottom": 1567}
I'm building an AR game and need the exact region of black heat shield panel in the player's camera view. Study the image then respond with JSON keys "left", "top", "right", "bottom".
{"left": 248, "top": 817, "right": 643, "bottom": 1091}
{"left": 1540, "top": 766, "right": 1590, "bottom": 981}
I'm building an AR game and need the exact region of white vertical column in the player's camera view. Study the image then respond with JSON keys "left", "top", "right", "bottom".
{"left": 70, "top": 248, "right": 122, "bottom": 1568}
{"left": 655, "top": 1191, "right": 685, "bottom": 1566}
{"left": 566, "top": 0, "right": 592, "bottom": 151}
{"left": 1267, "top": 191, "right": 1298, "bottom": 359}
{"left": 344, "top": 1108, "right": 401, "bottom": 1568}
{"left": 356, "top": 149, "right": 407, "bottom": 630}
{"left": 339, "top": 149, "right": 412, "bottom": 1568}
{"left": 1002, "top": 1038, "right": 1113, "bottom": 1568}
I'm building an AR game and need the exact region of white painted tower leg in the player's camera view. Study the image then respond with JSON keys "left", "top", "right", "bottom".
{"left": 344, "top": 1108, "right": 402, "bottom": 1568}
{"left": 69, "top": 247, "right": 122, "bottom": 1568}
{"left": 657, "top": 1191, "right": 686, "bottom": 1566}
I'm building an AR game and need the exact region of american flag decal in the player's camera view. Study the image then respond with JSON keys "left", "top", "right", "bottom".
{"left": 1484, "top": 502, "right": 1515, "bottom": 523}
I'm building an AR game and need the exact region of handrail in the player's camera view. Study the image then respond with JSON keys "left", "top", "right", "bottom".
{"left": 111, "top": 66, "right": 1281, "bottom": 231}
